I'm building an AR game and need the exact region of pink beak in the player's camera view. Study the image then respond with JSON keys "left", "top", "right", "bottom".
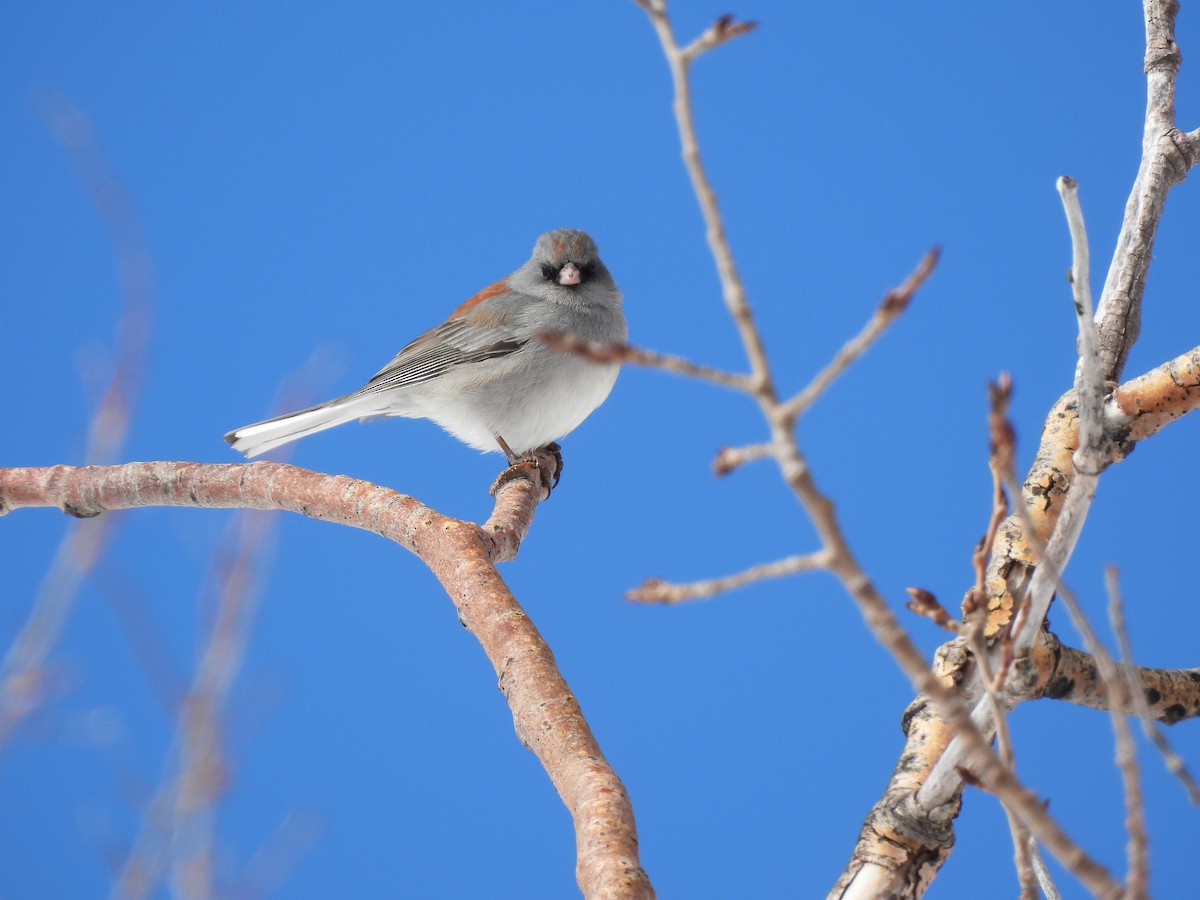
{"left": 558, "top": 262, "right": 581, "bottom": 286}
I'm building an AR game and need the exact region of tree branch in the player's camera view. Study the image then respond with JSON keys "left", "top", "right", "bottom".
{"left": 537, "top": 332, "right": 755, "bottom": 392}
{"left": 781, "top": 247, "right": 940, "bottom": 420}
{"left": 1040, "top": 644, "right": 1200, "bottom": 727}
{"left": 626, "top": 552, "right": 831, "bottom": 604}
{"left": 0, "top": 461, "right": 655, "bottom": 900}
{"left": 0, "top": 95, "right": 154, "bottom": 754}
{"left": 1095, "top": 0, "right": 1199, "bottom": 381}
{"left": 639, "top": 4, "right": 774, "bottom": 401}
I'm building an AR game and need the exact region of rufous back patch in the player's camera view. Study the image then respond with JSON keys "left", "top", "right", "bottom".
{"left": 451, "top": 279, "right": 509, "bottom": 318}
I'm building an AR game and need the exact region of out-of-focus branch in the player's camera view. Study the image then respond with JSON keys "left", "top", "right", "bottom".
{"left": 1108, "top": 577, "right": 1200, "bottom": 806}
{"left": 538, "top": 332, "right": 754, "bottom": 392}
{"left": 639, "top": 3, "right": 773, "bottom": 400}
{"left": 0, "top": 95, "right": 154, "bottom": 753}
{"left": 0, "top": 461, "right": 655, "bottom": 900}
{"left": 626, "top": 552, "right": 830, "bottom": 604}
{"left": 634, "top": 6, "right": 949, "bottom": 718}
{"left": 116, "top": 501, "right": 287, "bottom": 898}
{"left": 781, "top": 247, "right": 940, "bottom": 420}
{"left": 1104, "top": 569, "right": 1149, "bottom": 898}
{"left": 634, "top": 7, "right": 1122, "bottom": 897}
{"left": 129, "top": 357, "right": 332, "bottom": 899}
{"left": 712, "top": 443, "right": 772, "bottom": 476}
{"left": 112, "top": 499, "right": 283, "bottom": 900}
{"left": 1029, "top": 840, "right": 1064, "bottom": 900}
{"left": 962, "top": 379, "right": 1037, "bottom": 897}
{"left": 635, "top": 1, "right": 1197, "bottom": 896}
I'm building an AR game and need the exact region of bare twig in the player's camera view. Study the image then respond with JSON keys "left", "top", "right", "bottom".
{"left": 712, "top": 443, "right": 772, "bottom": 476}
{"left": 0, "top": 95, "right": 154, "bottom": 753}
{"left": 1109, "top": 574, "right": 1200, "bottom": 804}
{"left": 538, "top": 332, "right": 754, "bottom": 392}
{"left": 976, "top": 653, "right": 1037, "bottom": 900}
{"left": 634, "top": 7, "right": 1111, "bottom": 893}
{"left": 961, "top": 377, "right": 1015, "bottom": 666}
{"left": 979, "top": 377, "right": 1019, "bottom": 687}
{"left": 680, "top": 13, "right": 758, "bottom": 63}
{"left": 1104, "top": 569, "right": 1149, "bottom": 898}
{"left": 116, "top": 503, "right": 287, "bottom": 898}
{"left": 627, "top": 552, "right": 831, "bottom": 604}
{"left": 983, "top": 342, "right": 1200, "bottom": 642}
{"left": 958, "top": 444, "right": 1035, "bottom": 900}
{"left": 1029, "top": 838, "right": 1064, "bottom": 900}
{"left": 905, "top": 587, "right": 961, "bottom": 634}
{"left": 1010, "top": 178, "right": 1106, "bottom": 659}
{"left": 1057, "top": 176, "right": 1107, "bottom": 472}
{"left": 782, "top": 247, "right": 940, "bottom": 420}
{"left": 944, "top": 493, "right": 1137, "bottom": 898}
{"left": 640, "top": 3, "right": 774, "bottom": 400}
{"left": 1095, "top": 0, "right": 1199, "bottom": 380}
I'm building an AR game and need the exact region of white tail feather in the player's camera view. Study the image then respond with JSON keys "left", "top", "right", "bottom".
{"left": 225, "top": 397, "right": 369, "bottom": 458}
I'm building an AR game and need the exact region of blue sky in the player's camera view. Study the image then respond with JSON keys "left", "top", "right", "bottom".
{"left": 3, "top": 2, "right": 1200, "bottom": 897}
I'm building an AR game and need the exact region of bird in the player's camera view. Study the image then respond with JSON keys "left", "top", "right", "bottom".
{"left": 224, "top": 228, "right": 626, "bottom": 469}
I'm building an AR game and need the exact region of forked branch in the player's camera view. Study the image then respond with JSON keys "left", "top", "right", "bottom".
{"left": 0, "top": 461, "right": 654, "bottom": 900}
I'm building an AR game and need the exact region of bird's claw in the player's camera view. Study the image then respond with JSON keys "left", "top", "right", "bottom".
{"left": 489, "top": 443, "right": 563, "bottom": 499}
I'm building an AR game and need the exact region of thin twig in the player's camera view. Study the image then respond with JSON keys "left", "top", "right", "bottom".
{"left": 1010, "top": 178, "right": 1106, "bottom": 659}
{"left": 712, "top": 443, "right": 772, "bottom": 476}
{"left": 961, "top": 376, "right": 1015, "bottom": 681}
{"left": 538, "top": 332, "right": 755, "bottom": 392}
{"left": 979, "top": 376, "right": 1019, "bottom": 688}
{"left": 1108, "top": 572, "right": 1200, "bottom": 804}
{"left": 904, "top": 587, "right": 961, "bottom": 634}
{"left": 1057, "top": 176, "right": 1108, "bottom": 475}
{"left": 0, "top": 95, "right": 155, "bottom": 753}
{"left": 1095, "top": 0, "right": 1196, "bottom": 381}
{"left": 961, "top": 498, "right": 1037, "bottom": 900}
{"left": 640, "top": 4, "right": 775, "bottom": 401}
{"left": 680, "top": 13, "right": 758, "bottom": 63}
{"left": 627, "top": 552, "right": 831, "bottom": 604}
{"left": 976, "top": 643, "right": 1038, "bottom": 899}
{"left": 782, "top": 247, "right": 940, "bottom": 420}
{"left": 1104, "top": 568, "right": 1149, "bottom": 898}
{"left": 1029, "top": 837, "right": 1064, "bottom": 900}
{"left": 969, "top": 487, "right": 1140, "bottom": 899}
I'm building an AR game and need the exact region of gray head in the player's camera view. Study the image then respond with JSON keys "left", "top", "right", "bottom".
{"left": 511, "top": 228, "right": 619, "bottom": 305}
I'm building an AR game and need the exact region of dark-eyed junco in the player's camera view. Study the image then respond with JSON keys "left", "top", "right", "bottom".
{"left": 224, "top": 228, "right": 626, "bottom": 462}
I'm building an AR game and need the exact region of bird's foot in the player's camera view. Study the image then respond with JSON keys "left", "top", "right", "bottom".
{"left": 489, "top": 442, "right": 563, "bottom": 499}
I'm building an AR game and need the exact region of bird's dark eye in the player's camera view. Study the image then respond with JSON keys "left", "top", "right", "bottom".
{"left": 541, "top": 264, "right": 556, "bottom": 280}
{"left": 578, "top": 262, "right": 595, "bottom": 282}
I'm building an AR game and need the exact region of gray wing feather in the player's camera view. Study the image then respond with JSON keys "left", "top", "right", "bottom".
{"left": 352, "top": 318, "right": 527, "bottom": 397}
